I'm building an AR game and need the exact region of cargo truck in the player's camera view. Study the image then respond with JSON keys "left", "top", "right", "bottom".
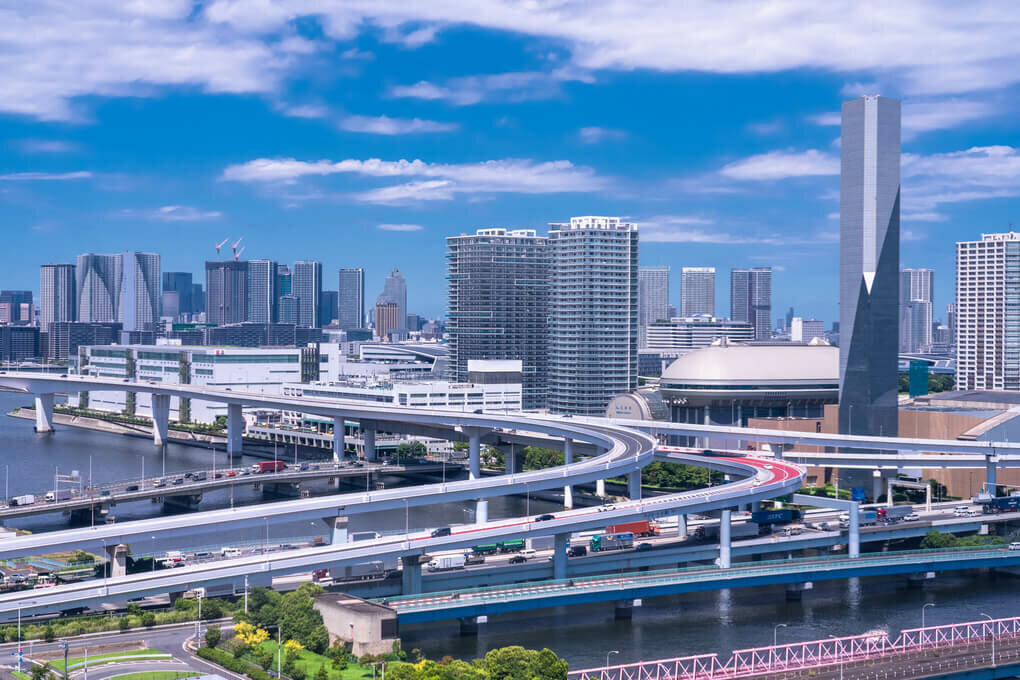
{"left": 750, "top": 509, "right": 801, "bottom": 525}
{"left": 589, "top": 532, "right": 635, "bottom": 552}
{"left": 607, "top": 520, "right": 660, "bottom": 537}
{"left": 693, "top": 522, "right": 761, "bottom": 540}
{"left": 497, "top": 539, "right": 525, "bottom": 553}
{"left": 10, "top": 494, "right": 35, "bottom": 507}
{"left": 839, "top": 511, "right": 878, "bottom": 528}
{"left": 983, "top": 495, "right": 1020, "bottom": 514}
{"left": 252, "top": 460, "right": 286, "bottom": 474}
{"left": 44, "top": 489, "right": 72, "bottom": 503}
{"left": 876, "top": 506, "right": 913, "bottom": 520}
{"left": 427, "top": 554, "right": 467, "bottom": 572}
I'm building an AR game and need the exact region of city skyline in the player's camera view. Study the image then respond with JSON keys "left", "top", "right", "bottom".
{"left": 3, "top": 7, "right": 1010, "bottom": 321}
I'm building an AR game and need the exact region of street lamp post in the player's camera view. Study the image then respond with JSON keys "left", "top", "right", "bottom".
{"left": 828, "top": 636, "right": 844, "bottom": 680}
{"left": 981, "top": 613, "right": 995, "bottom": 666}
{"left": 772, "top": 623, "right": 787, "bottom": 667}
{"left": 61, "top": 640, "right": 69, "bottom": 680}
{"left": 265, "top": 625, "right": 282, "bottom": 678}
{"left": 922, "top": 603, "right": 935, "bottom": 630}
{"left": 605, "top": 650, "right": 619, "bottom": 671}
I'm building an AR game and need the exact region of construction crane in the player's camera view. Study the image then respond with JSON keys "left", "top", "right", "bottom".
{"left": 231, "top": 237, "right": 244, "bottom": 260}
{"left": 234, "top": 245, "right": 246, "bottom": 261}
{"left": 215, "top": 237, "right": 230, "bottom": 255}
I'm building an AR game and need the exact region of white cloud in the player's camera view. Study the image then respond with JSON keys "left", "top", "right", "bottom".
{"left": 277, "top": 103, "right": 329, "bottom": 119}
{"left": 388, "top": 68, "right": 593, "bottom": 106}
{"left": 338, "top": 114, "right": 459, "bottom": 135}
{"left": 902, "top": 145, "right": 1020, "bottom": 211}
{"left": 14, "top": 139, "right": 78, "bottom": 154}
{"left": 746, "top": 119, "right": 786, "bottom": 136}
{"left": 377, "top": 223, "right": 425, "bottom": 231}
{"left": 9, "top": 2, "right": 1020, "bottom": 122}
{"left": 719, "top": 149, "right": 838, "bottom": 181}
{"left": 578, "top": 126, "right": 627, "bottom": 144}
{"left": 0, "top": 171, "right": 92, "bottom": 181}
{"left": 221, "top": 156, "right": 608, "bottom": 204}
{"left": 117, "top": 205, "right": 224, "bottom": 222}
{"left": 639, "top": 215, "right": 793, "bottom": 244}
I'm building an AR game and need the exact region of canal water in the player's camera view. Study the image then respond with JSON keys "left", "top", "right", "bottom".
{"left": 1, "top": 391, "right": 1018, "bottom": 667}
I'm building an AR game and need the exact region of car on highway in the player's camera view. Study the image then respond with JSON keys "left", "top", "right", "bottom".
{"left": 635, "top": 542, "right": 653, "bottom": 552}
{"left": 567, "top": 545, "right": 587, "bottom": 557}
{"left": 1010, "top": 542, "right": 1020, "bottom": 551}
{"left": 535, "top": 513, "right": 555, "bottom": 521}
{"left": 508, "top": 554, "right": 528, "bottom": 564}
{"left": 905, "top": 513, "right": 920, "bottom": 521}
{"left": 152, "top": 478, "right": 165, "bottom": 488}
{"left": 172, "top": 477, "right": 184, "bottom": 486}
{"left": 431, "top": 527, "right": 452, "bottom": 538}
{"left": 598, "top": 504, "right": 616, "bottom": 512}
{"left": 125, "top": 484, "right": 139, "bottom": 492}
{"left": 519, "top": 548, "right": 538, "bottom": 559}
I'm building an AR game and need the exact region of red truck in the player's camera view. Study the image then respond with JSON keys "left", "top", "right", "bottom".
{"left": 607, "top": 520, "right": 660, "bottom": 537}
{"left": 251, "top": 460, "right": 286, "bottom": 474}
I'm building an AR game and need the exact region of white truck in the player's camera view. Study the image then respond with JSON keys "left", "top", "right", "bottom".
{"left": 10, "top": 494, "right": 35, "bottom": 507}
{"left": 427, "top": 554, "right": 467, "bottom": 572}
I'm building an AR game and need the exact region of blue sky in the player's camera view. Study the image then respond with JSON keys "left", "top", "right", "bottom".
{"left": 3, "top": 2, "right": 1020, "bottom": 322}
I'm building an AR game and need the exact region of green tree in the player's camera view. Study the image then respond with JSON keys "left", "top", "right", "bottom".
{"left": 205, "top": 626, "right": 222, "bottom": 648}
{"left": 532, "top": 648, "right": 568, "bottom": 680}
{"left": 29, "top": 663, "right": 53, "bottom": 680}
{"left": 141, "top": 611, "right": 157, "bottom": 627}
{"left": 257, "top": 649, "right": 275, "bottom": 671}
{"left": 523, "top": 447, "right": 563, "bottom": 471}
{"left": 43, "top": 624, "right": 55, "bottom": 642}
{"left": 484, "top": 646, "right": 537, "bottom": 680}
{"left": 315, "top": 664, "right": 329, "bottom": 680}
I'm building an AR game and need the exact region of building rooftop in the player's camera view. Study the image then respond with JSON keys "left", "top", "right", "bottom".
{"left": 661, "top": 343, "right": 839, "bottom": 384}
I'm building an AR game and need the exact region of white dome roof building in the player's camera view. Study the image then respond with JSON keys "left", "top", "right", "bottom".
{"left": 607, "top": 341, "right": 839, "bottom": 430}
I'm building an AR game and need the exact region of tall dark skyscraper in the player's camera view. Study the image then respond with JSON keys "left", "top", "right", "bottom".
{"left": 839, "top": 94, "right": 900, "bottom": 441}
{"left": 205, "top": 261, "right": 248, "bottom": 325}
{"left": 41, "top": 264, "right": 76, "bottom": 327}
{"left": 338, "top": 268, "right": 365, "bottom": 331}
{"left": 191, "top": 283, "right": 204, "bottom": 314}
{"left": 447, "top": 228, "right": 550, "bottom": 409}
{"left": 319, "top": 291, "right": 338, "bottom": 326}
{"left": 730, "top": 267, "right": 772, "bottom": 339}
{"left": 162, "top": 272, "right": 194, "bottom": 315}
{"left": 293, "top": 261, "right": 322, "bottom": 328}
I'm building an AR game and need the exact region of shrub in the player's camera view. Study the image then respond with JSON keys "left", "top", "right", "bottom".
{"left": 141, "top": 611, "right": 157, "bottom": 627}
{"left": 205, "top": 626, "right": 221, "bottom": 648}
{"left": 118, "top": 617, "right": 130, "bottom": 632}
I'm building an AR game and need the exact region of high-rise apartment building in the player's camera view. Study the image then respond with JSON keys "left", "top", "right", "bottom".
{"left": 898, "top": 268, "right": 934, "bottom": 353}
{"left": 681, "top": 267, "right": 715, "bottom": 317}
{"left": 946, "top": 302, "right": 957, "bottom": 348}
{"left": 791, "top": 317, "right": 826, "bottom": 343}
{"left": 247, "top": 260, "right": 278, "bottom": 324}
{"left": 119, "top": 251, "right": 160, "bottom": 332}
{"left": 40, "top": 264, "right": 76, "bottom": 328}
{"left": 447, "top": 228, "right": 550, "bottom": 409}
{"left": 730, "top": 267, "right": 772, "bottom": 340}
{"left": 76, "top": 253, "right": 121, "bottom": 323}
{"left": 380, "top": 268, "right": 408, "bottom": 331}
{"left": 547, "top": 216, "right": 638, "bottom": 415}
{"left": 638, "top": 266, "right": 670, "bottom": 349}
{"left": 278, "top": 294, "right": 299, "bottom": 324}
{"left": 0, "top": 291, "right": 33, "bottom": 325}
{"left": 205, "top": 261, "right": 248, "bottom": 325}
{"left": 955, "top": 232, "right": 1020, "bottom": 390}
{"left": 646, "top": 316, "right": 753, "bottom": 351}
{"left": 162, "top": 272, "right": 193, "bottom": 316}
{"left": 338, "top": 268, "right": 365, "bottom": 331}
{"left": 293, "top": 261, "right": 322, "bottom": 328}
{"left": 839, "top": 94, "right": 900, "bottom": 439}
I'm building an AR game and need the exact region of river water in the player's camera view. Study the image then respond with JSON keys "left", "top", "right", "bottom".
{"left": 1, "top": 391, "right": 1018, "bottom": 668}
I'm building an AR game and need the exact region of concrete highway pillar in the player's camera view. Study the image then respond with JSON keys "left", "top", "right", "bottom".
{"left": 332, "top": 417, "right": 344, "bottom": 462}
{"left": 553, "top": 533, "right": 569, "bottom": 580}
{"left": 227, "top": 403, "right": 243, "bottom": 455}
{"left": 475, "top": 499, "right": 489, "bottom": 524}
{"left": 596, "top": 478, "right": 606, "bottom": 497}
{"left": 329, "top": 516, "right": 349, "bottom": 545}
{"left": 468, "top": 430, "right": 481, "bottom": 480}
{"left": 459, "top": 617, "right": 479, "bottom": 636}
{"left": 362, "top": 425, "right": 377, "bottom": 462}
{"left": 773, "top": 443, "right": 784, "bottom": 460}
{"left": 34, "top": 393, "right": 55, "bottom": 433}
{"left": 849, "top": 503, "right": 860, "bottom": 558}
{"left": 986, "top": 455, "right": 998, "bottom": 492}
{"left": 628, "top": 470, "right": 642, "bottom": 501}
{"left": 886, "top": 478, "right": 895, "bottom": 507}
{"left": 677, "top": 513, "right": 688, "bottom": 539}
{"left": 151, "top": 394, "right": 170, "bottom": 447}
{"left": 106, "top": 543, "right": 128, "bottom": 578}
{"left": 400, "top": 555, "right": 423, "bottom": 594}
{"left": 563, "top": 438, "right": 574, "bottom": 509}
{"left": 719, "top": 509, "right": 732, "bottom": 568}
{"left": 614, "top": 600, "right": 634, "bottom": 620}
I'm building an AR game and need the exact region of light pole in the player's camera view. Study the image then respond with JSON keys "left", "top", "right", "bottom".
{"left": 266, "top": 624, "right": 282, "bottom": 678}
{"left": 828, "top": 636, "right": 844, "bottom": 680}
{"left": 922, "top": 603, "right": 935, "bottom": 630}
{"left": 61, "top": 639, "right": 69, "bottom": 680}
{"left": 772, "top": 623, "right": 787, "bottom": 667}
{"left": 195, "top": 592, "right": 203, "bottom": 647}
{"left": 981, "top": 613, "right": 995, "bottom": 666}
{"left": 605, "top": 650, "right": 619, "bottom": 670}
{"left": 151, "top": 536, "right": 156, "bottom": 572}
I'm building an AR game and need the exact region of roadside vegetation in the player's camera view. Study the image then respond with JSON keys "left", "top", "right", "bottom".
{"left": 919, "top": 530, "right": 1004, "bottom": 549}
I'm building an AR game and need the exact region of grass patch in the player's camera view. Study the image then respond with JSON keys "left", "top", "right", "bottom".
{"left": 51, "top": 649, "right": 170, "bottom": 671}
{"left": 109, "top": 673, "right": 197, "bottom": 680}
{"left": 12, "top": 671, "right": 29, "bottom": 680}
{"left": 254, "top": 641, "right": 369, "bottom": 680}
